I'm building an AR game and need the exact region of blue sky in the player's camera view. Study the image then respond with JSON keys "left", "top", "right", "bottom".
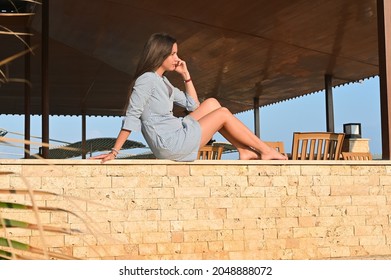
{"left": 0, "top": 76, "right": 381, "bottom": 159}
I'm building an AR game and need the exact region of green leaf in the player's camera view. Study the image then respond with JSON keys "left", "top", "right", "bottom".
{"left": 0, "top": 249, "right": 13, "bottom": 258}
{"left": 0, "top": 237, "right": 30, "bottom": 251}
{"left": 0, "top": 218, "right": 82, "bottom": 234}
{"left": 0, "top": 237, "right": 79, "bottom": 260}
{"left": 0, "top": 201, "right": 29, "bottom": 210}
{"left": 1, "top": 218, "right": 29, "bottom": 228}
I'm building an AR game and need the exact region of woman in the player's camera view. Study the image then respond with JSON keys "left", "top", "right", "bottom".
{"left": 92, "top": 33, "right": 287, "bottom": 162}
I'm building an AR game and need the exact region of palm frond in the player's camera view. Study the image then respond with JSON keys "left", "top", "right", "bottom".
{"left": 0, "top": 25, "right": 35, "bottom": 54}
{"left": 0, "top": 248, "right": 28, "bottom": 260}
{"left": 0, "top": 77, "right": 33, "bottom": 87}
{"left": 20, "top": 0, "right": 42, "bottom": 5}
{"left": 0, "top": 30, "right": 33, "bottom": 36}
{"left": 0, "top": 218, "right": 82, "bottom": 234}
{"left": 0, "top": 237, "right": 78, "bottom": 260}
{"left": 0, "top": 200, "right": 87, "bottom": 221}
{"left": 0, "top": 179, "right": 113, "bottom": 259}
{"left": 0, "top": 0, "right": 94, "bottom": 260}
{"left": 0, "top": 45, "right": 38, "bottom": 67}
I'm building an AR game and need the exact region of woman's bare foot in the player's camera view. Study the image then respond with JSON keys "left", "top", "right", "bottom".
{"left": 238, "top": 147, "right": 260, "bottom": 160}
{"left": 259, "top": 146, "right": 288, "bottom": 160}
{"left": 238, "top": 146, "right": 288, "bottom": 160}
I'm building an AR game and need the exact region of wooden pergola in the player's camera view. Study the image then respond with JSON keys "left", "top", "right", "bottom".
{"left": 1, "top": 0, "right": 390, "bottom": 158}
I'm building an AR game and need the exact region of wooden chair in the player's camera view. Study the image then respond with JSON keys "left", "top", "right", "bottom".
{"left": 197, "top": 145, "right": 223, "bottom": 160}
{"left": 342, "top": 152, "right": 372, "bottom": 160}
{"left": 291, "top": 132, "right": 345, "bottom": 160}
{"left": 265, "top": 141, "right": 285, "bottom": 154}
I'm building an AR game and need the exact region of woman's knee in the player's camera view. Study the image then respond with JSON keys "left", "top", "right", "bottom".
{"left": 206, "top": 99, "right": 232, "bottom": 116}
{"left": 213, "top": 106, "right": 231, "bottom": 119}
{"left": 202, "top": 98, "right": 221, "bottom": 109}
{"left": 219, "top": 106, "right": 231, "bottom": 116}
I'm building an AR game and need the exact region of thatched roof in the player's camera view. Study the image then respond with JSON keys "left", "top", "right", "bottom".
{"left": 35, "top": 137, "right": 145, "bottom": 159}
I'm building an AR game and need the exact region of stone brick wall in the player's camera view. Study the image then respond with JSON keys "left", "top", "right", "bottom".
{"left": 1, "top": 159, "right": 391, "bottom": 259}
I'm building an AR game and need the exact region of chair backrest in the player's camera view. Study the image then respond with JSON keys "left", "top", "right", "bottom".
{"left": 264, "top": 141, "right": 285, "bottom": 154}
{"left": 291, "top": 132, "right": 345, "bottom": 160}
{"left": 197, "top": 145, "right": 223, "bottom": 160}
{"left": 342, "top": 152, "right": 372, "bottom": 160}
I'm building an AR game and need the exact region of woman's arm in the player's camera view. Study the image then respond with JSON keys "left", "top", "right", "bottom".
{"left": 90, "top": 129, "right": 131, "bottom": 163}
{"left": 91, "top": 73, "right": 154, "bottom": 163}
{"left": 175, "top": 59, "right": 200, "bottom": 106}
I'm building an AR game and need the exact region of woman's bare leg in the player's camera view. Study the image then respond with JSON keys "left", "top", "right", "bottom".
{"left": 189, "top": 98, "right": 221, "bottom": 120}
{"left": 190, "top": 99, "right": 259, "bottom": 159}
{"left": 190, "top": 98, "right": 287, "bottom": 160}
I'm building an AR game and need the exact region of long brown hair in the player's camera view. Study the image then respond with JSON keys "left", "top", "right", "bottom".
{"left": 123, "top": 33, "right": 177, "bottom": 113}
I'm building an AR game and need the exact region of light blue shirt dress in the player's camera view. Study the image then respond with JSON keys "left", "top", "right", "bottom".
{"left": 122, "top": 72, "right": 202, "bottom": 161}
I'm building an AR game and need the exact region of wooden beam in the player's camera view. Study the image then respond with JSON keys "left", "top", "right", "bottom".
{"left": 41, "top": 0, "right": 49, "bottom": 158}
{"left": 24, "top": 27, "right": 31, "bottom": 159}
{"left": 253, "top": 97, "right": 260, "bottom": 137}
{"left": 377, "top": 0, "right": 391, "bottom": 160}
{"left": 82, "top": 114, "right": 86, "bottom": 159}
{"left": 325, "top": 74, "right": 335, "bottom": 132}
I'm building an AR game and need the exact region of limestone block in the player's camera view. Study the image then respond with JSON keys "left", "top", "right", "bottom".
{"left": 158, "top": 198, "right": 194, "bottom": 209}
{"left": 222, "top": 176, "right": 248, "bottom": 188}
{"left": 352, "top": 195, "right": 386, "bottom": 206}
{"left": 111, "top": 176, "right": 139, "bottom": 189}
{"left": 0, "top": 165, "right": 22, "bottom": 174}
{"left": 271, "top": 176, "right": 289, "bottom": 187}
{"left": 22, "top": 165, "right": 64, "bottom": 177}
{"left": 342, "top": 138, "right": 370, "bottom": 153}
{"left": 107, "top": 165, "right": 151, "bottom": 177}
{"left": 265, "top": 197, "right": 281, "bottom": 207}
{"left": 151, "top": 165, "right": 167, "bottom": 176}
{"left": 138, "top": 243, "right": 157, "bottom": 255}
{"left": 207, "top": 240, "right": 224, "bottom": 252}
{"left": 64, "top": 165, "right": 107, "bottom": 177}
{"left": 248, "top": 165, "right": 280, "bottom": 176}
{"left": 276, "top": 217, "right": 298, "bottom": 228}
{"left": 157, "top": 242, "right": 181, "bottom": 255}
{"left": 135, "top": 186, "right": 174, "bottom": 199}
{"left": 301, "top": 166, "right": 331, "bottom": 176}
{"left": 30, "top": 235, "right": 65, "bottom": 247}
{"left": 248, "top": 175, "right": 272, "bottom": 187}
{"left": 160, "top": 209, "right": 178, "bottom": 221}
{"left": 178, "top": 176, "right": 205, "bottom": 187}
{"left": 0, "top": 175, "right": 10, "bottom": 188}
{"left": 204, "top": 176, "right": 222, "bottom": 187}
{"left": 161, "top": 176, "right": 179, "bottom": 188}
{"left": 330, "top": 185, "right": 370, "bottom": 196}
{"left": 184, "top": 231, "right": 217, "bottom": 242}
{"left": 223, "top": 240, "right": 244, "bottom": 251}
{"left": 167, "top": 165, "right": 190, "bottom": 176}
{"left": 359, "top": 236, "right": 386, "bottom": 246}
{"left": 192, "top": 165, "right": 248, "bottom": 176}
{"left": 10, "top": 176, "right": 41, "bottom": 189}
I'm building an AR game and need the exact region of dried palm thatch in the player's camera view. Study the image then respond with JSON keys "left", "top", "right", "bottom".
{"left": 42, "top": 137, "right": 146, "bottom": 159}
{"left": 0, "top": 175, "right": 101, "bottom": 260}
{"left": 1, "top": 1, "right": 104, "bottom": 260}
{"left": 0, "top": 0, "right": 38, "bottom": 87}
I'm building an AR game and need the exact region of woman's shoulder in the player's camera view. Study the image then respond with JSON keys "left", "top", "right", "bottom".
{"left": 136, "top": 72, "right": 158, "bottom": 84}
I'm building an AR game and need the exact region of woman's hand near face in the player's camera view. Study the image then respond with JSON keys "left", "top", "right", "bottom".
{"left": 175, "top": 59, "right": 190, "bottom": 80}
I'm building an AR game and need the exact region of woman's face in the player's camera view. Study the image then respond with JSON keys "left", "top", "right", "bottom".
{"left": 160, "top": 43, "right": 179, "bottom": 72}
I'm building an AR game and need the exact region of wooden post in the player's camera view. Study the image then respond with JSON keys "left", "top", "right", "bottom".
{"left": 253, "top": 97, "right": 260, "bottom": 137}
{"left": 24, "top": 27, "right": 31, "bottom": 159}
{"left": 82, "top": 114, "right": 87, "bottom": 159}
{"left": 41, "top": 0, "right": 49, "bottom": 158}
{"left": 377, "top": 0, "right": 391, "bottom": 159}
{"left": 325, "top": 74, "right": 335, "bottom": 133}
